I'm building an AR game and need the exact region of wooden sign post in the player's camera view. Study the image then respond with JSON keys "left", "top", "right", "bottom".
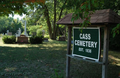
{"left": 66, "top": 27, "right": 72, "bottom": 78}
{"left": 102, "top": 26, "right": 109, "bottom": 78}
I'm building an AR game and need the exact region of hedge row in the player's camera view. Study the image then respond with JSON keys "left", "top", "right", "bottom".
{"left": 2, "top": 35, "right": 44, "bottom": 44}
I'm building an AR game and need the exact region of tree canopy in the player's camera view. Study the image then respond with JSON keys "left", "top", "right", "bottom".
{"left": 0, "top": 17, "right": 23, "bottom": 34}
{"left": 0, "top": 0, "right": 120, "bottom": 38}
{"left": 0, "top": 0, "right": 45, "bottom": 16}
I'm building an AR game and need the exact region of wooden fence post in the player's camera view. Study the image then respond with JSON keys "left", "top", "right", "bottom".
{"left": 102, "top": 26, "right": 109, "bottom": 78}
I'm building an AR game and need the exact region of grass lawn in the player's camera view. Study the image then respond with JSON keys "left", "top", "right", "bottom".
{"left": 0, "top": 37, "right": 120, "bottom": 78}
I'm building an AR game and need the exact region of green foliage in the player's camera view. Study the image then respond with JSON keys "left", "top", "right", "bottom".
{"left": 100, "top": 27, "right": 120, "bottom": 51}
{"left": 30, "top": 35, "right": 44, "bottom": 44}
{"left": 0, "top": 16, "right": 23, "bottom": 34}
{"left": 28, "top": 25, "right": 48, "bottom": 36}
{"left": 24, "top": 0, "right": 70, "bottom": 39}
{"left": 67, "top": 0, "right": 120, "bottom": 27}
{"left": 109, "top": 34, "right": 120, "bottom": 50}
{"left": 36, "top": 29, "right": 43, "bottom": 36}
{"left": 50, "top": 69, "right": 64, "bottom": 78}
{"left": 109, "top": 27, "right": 120, "bottom": 50}
{"left": 112, "top": 23, "right": 120, "bottom": 37}
{"left": 44, "top": 35, "right": 50, "bottom": 39}
{"left": 70, "top": 0, "right": 100, "bottom": 27}
{"left": 0, "top": 0, "right": 28, "bottom": 16}
{"left": 2, "top": 35, "right": 16, "bottom": 44}
{"left": 0, "top": 0, "right": 46, "bottom": 16}
{"left": 28, "top": 25, "right": 40, "bottom": 35}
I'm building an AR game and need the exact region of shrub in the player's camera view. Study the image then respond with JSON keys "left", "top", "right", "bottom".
{"left": 28, "top": 25, "right": 42, "bottom": 35}
{"left": 30, "top": 35, "right": 44, "bottom": 44}
{"left": 2, "top": 35, "right": 16, "bottom": 44}
{"left": 101, "top": 27, "right": 120, "bottom": 51}
{"left": 44, "top": 35, "right": 50, "bottom": 39}
{"left": 36, "top": 29, "right": 43, "bottom": 36}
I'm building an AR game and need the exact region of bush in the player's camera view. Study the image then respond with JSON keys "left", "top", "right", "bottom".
{"left": 28, "top": 25, "right": 42, "bottom": 36}
{"left": 2, "top": 35, "right": 16, "bottom": 44}
{"left": 36, "top": 29, "right": 43, "bottom": 36}
{"left": 30, "top": 35, "right": 44, "bottom": 44}
{"left": 101, "top": 27, "right": 120, "bottom": 51}
{"left": 44, "top": 35, "right": 50, "bottom": 39}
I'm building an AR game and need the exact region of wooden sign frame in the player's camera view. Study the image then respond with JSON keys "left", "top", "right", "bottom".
{"left": 72, "top": 27, "right": 101, "bottom": 62}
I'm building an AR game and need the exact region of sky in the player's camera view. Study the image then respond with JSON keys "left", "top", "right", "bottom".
{"left": 9, "top": 14, "right": 26, "bottom": 20}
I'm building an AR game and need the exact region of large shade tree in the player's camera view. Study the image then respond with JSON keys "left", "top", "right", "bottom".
{"left": 23, "top": 0, "right": 68, "bottom": 39}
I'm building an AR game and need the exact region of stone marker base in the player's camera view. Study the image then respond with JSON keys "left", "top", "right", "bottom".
{"left": 59, "top": 37, "right": 65, "bottom": 41}
{"left": 17, "top": 35, "right": 28, "bottom": 43}
{"left": 44, "top": 38, "right": 49, "bottom": 42}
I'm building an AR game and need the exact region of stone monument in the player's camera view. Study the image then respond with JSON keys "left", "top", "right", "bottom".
{"left": 24, "top": 20, "right": 28, "bottom": 37}
{"left": 16, "top": 28, "right": 21, "bottom": 37}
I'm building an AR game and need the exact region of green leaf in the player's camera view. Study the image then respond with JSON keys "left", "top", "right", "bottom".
{"left": 88, "top": 0, "right": 91, "bottom": 10}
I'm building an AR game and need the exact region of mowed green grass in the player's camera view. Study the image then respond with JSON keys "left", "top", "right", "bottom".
{"left": 0, "top": 38, "right": 120, "bottom": 78}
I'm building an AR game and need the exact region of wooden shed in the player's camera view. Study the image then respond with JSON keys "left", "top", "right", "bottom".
{"left": 57, "top": 9, "right": 120, "bottom": 78}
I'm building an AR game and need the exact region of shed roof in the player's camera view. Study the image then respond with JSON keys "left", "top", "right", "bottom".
{"left": 57, "top": 9, "right": 120, "bottom": 25}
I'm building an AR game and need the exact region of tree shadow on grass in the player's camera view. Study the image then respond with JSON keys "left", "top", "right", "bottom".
{"left": 0, "top": 45, "right": 66, "bottom": 61}
{"left": 0, "top": 42, "right": 119, "bottom": 78}
{"left": 70, "top": 56, "right": 120, "bottom": 78}
{"left": 0, "top": 45, "right": 67, "bottom": 78}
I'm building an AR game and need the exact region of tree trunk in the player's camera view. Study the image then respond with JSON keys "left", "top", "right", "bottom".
{"left": 43, "top": 5, "right": 52, "bottom": 39}
{"left": 52, "top": 0, "right": 56, "bottom": 40}
{"left": 55, "top": 0, "right": 67, "bottom": 36}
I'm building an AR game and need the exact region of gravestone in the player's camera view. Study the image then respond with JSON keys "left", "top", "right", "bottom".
{"left": 7, "top": 30, "right": 9, "bottom": 34}
{"left": 59, "top": 35, "right": 66, "bottom": 41}
{"left": 2, "top": 33, "right": 4, "bottom": 36}
{"left": 7, "top": 32, "right": 12, "bottom": 35}
{"left": 23, "top": 20, "right": 28, "bottom": 37}
{"left": 5, "top": 30, "right": 9, "bottom": 35}
{"left": 42, "top": 30, "right": 45, "bottom": 36}
{"left": 17, "top": 35, "right": 28, "bottom": 43}
{"left": 16, "top": 28, "right": 21, "bottom": 37}
{"left": 5, "top": 30, "right": 12, "bottom": 35}
{"left": 59, "top": 36, "right": 65, "bottom": 41}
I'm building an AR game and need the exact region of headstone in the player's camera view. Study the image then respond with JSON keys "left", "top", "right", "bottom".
{"left": 24, "top": 21, "right": 26, "bottom": 35}
{"left": 18, "top": 28, "right": 21, "bottom": 35}
{"left": 42, "top": 30, "right": 45, "bottom": 36}
{"left": 6, "top": 30, "right": 9, "bottom": 35}
{"left": 17, "top": 35, "right": 28, "bottom": 43}
{"left": 59, "top": 35, "right": 66, "bottom": 41}
{"left": 24, "top": 20, "right": 28, "bottom": 37}
{"left": 7, "top": 30, "right": 9, "bottom": 34}
{"left": 2, "top": 33, "right": 4, "bottom": 36}
{"left": 7, "top": 32, "right": 12, "bottom": 35}
{"left": 16, "top": 28, "right": 21, "bottom": 37}
{"left": 44, "top": 38, "right": 49, "bottom": 42}
{"left": 22, "top": 20, "right": 28, "bottom": 37}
